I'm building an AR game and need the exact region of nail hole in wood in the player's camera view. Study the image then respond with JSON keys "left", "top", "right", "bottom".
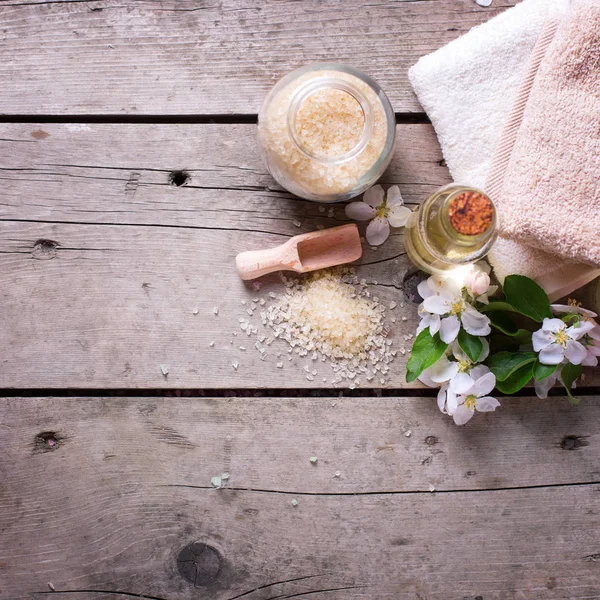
{"left": 34, "top": 431, "right": 60, "bottom": 453}
{"left": 177, "top": 542, "right": 221, "bottom": 586}
{"left": 32, "top": 239, "right": 59, "bottom": 260}
{"left": 402, "top": 269, "right": 428, "bottom": 304}
{"left": 425, "top": 435, "right": 438, "bottom": 446}
{"left": 169, "top": 170, "right": 190, "bottom": 187}
{"left": 561, "top": 435, "right": 588, "bottom": 450}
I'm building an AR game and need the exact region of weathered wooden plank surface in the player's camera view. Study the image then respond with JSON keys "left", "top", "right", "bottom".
{"left": 0, "top": 123, "right": 450, "bottom": 389}
{"left": 1, "top": 395, "right": 599, "bottom": 600}
{"left": 0, "top": 0, "right": 519, "bottom": 115}
{"left": 1, "top": 122, "right": 598, "bottom": 389}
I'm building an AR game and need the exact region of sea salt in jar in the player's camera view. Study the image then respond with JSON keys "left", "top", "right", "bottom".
{"left": 258, "top": 64, "right": 396, "bottom": 203}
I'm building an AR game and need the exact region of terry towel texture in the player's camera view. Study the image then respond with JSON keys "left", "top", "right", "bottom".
{"left": 408, "top": 0, "right": 599, "bottom": 297}
{"left": 490, "top": 0, "right": 600, "bottom": 267}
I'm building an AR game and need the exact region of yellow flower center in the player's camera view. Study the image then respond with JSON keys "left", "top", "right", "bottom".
{"left": 554, "top": 329, "right": 568, "bottom": 347}
{"left": 450, "top": 300, "right": 464, "bottom": 316}
{"left": 376, "top": 200, "right": 389, "bottom": 219}
{"left": 568, "top": 298, "right": 581, "bottom": 309}
{"left": 464, "top": 395, "right": 477, "bottom": 412}
{"left": 457, "top": 358, "right": 471, "bottom": 373}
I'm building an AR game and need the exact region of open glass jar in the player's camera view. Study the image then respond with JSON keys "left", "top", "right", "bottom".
{"left": 258, "top": 63, "right": 396, "bottom": 203}
{"left": 404, "top": 184, "right": 498, "bottom": 275}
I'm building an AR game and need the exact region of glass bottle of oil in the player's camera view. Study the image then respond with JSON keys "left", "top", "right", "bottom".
{"left": 403, "top": 184, "right": 497, "bottom": 275}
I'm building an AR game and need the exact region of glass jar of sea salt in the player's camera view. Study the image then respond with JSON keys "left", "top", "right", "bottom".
{"left": 258, "top": 64, "right": 396, "bottom": 203}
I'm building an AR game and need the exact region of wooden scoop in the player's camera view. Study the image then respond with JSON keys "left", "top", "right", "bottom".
{"left": 236, "top": 224, "right": 362, "bottom": 280}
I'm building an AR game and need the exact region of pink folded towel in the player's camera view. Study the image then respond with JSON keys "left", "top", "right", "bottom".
{"left": 487, "top": 0, "right": 600, "bottom": 268}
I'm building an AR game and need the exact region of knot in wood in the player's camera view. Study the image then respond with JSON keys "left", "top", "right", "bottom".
{"left": 402, "top": 269, "right": 428, "bottom": 304}
{"left": 32, "top": 239, "right": 59, "bottom": 260}
{"left": 177, "top": 542, "right": 221, "bottom": 586}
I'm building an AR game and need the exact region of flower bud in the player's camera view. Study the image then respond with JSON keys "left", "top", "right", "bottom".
{"left": 467, "top": 269, "right": 490, "bottom": 296}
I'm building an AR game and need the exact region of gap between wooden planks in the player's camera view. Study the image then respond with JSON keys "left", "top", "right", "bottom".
{"left": 0, "top": 0, "right": 518, "bottom": 115}
{"left": 1, "top": 395, "right": 599, "bottom": 600}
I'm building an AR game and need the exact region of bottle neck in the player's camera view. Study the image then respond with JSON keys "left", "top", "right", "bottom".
{"left": 286, "top": 77, "right": 374, "bottom": 165}
{"left": 438, "top": 188, "right": 496, "bottom": 247}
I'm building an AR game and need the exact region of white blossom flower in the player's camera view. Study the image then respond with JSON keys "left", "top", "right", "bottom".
{"left": 550, "top": 299, "right": 597, "bottom": 318}
{"left": 421, "top": 278, "right": 491, "bottom": 344}
{"left": 345, "top": 184, "right": 412, "bottom": 246}
{"left": 582, "top": 327, "right": 600, "bottom": 367}
{"left": 420, "top": 342, "right": 490, "bottom": 413}
{"left": 532, "top": 318, "right": 595, "bottom": 365}
{"left": 449, "top": 367, "right": 499, "bottom": 426}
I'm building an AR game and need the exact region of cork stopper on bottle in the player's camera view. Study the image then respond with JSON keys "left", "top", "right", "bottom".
{"left": 447, "top": 190, "right": 494, "bottom": 236}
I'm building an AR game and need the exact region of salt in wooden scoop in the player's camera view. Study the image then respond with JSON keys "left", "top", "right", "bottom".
{"left": 236, "top": 224, "right": 362, "bottom": 280}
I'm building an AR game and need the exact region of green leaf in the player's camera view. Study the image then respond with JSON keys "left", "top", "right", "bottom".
{"left": 487, "top": 351, "right": 537, "bottom": 382}
{"left": 495, "top": 362, "right": 534, "bottom": 394}
{"left": 561, "top": 362, "right": 583, "bottom": 406}
{"left": 488, "top": 311, "right": 518, "bottom": 336}
{"left": 406, "top": 329, "right": 448, "bottom": 383}
{"left": 514, "top": 329, "right": 533, "bottom": 345}
{"left": 503, "top": 275, "right": 552, "bottom": 322}
{"left": 457, "top": 329, "right": 483, "bottom": 363}
{"left": 533, "top": 360, "right": 558, "bottom": 382}
{"left": 479, "top": 299, "right": 520, "bottom": 313}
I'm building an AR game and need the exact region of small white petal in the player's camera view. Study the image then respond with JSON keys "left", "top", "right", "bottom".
{"left": 365, "top": 217, "right": 390, "bottom": 246}
{"left": 345, "top": 202, "right": 376, "bottom": 221}
{"left": 386, "top": 185, "right": 403, "bottom": 207}
{"left": 539, "top": 344, "right": 565, "bottom": 365}
{"left": 551, "top": 304, "right": 597, "bottom": 318}
{"left": 429, "top": 355, "right": 459, "bottom": 383}
{"left": 429, "top": 313, "right": 441, "bottom": 336}
{"left": 439, "top": 315, "right": 460, "bottom": 344}
{"left": 582, "top": 353, "right": 598, "bottom": 367}
{"left": 469, "top": 364, "right": 491, "bottom": 380}
{"left": 590, "top": 325, "right": 600, "bottom": 341}
{"left": 418, "top": 368, "right": 437, "bottom": 388}
{"left": 543, "top": 318, "right": 566, "bottom": 333}
{"left": 387, "top": 205, "right": 412, "bottom": 228}
{"left": 461, "top": 305, "right": 491, "bottom": 337}
{"left": 423, "top": 295, "right": 451, "bottom": 316}
{"left": 446, "top": 388, "right": 459, "bottom": 415}
{"left": 567, "top": 320, "right": 595, "bottom": 340}
{"left": 449, "top": 372, "right": 474, "bottom": 395}
{"left": 472, "top": 372, "right": 496, "bottom": 397}
{"left": 564, "top": 340, "right": 587, "bottom": 365}
{"left": 453, "top": 405, "right": 474, "bottom": 426}
{"left": 475, "top": 396, "right": 500, "bottom": 413}
{"left": 532, "top": 329, "right": 552, "bottom": 352}
{"left": 437, "top": 385, "right": 448, "bottom": 413}
{"left": 363, "top": 185, "right": 385, "bottom": 208}
{"left": 534, "top": 374, "right": 557, "bottom": 399}
{"left": 417, "top": 280, "right": 434, "bottom": 301}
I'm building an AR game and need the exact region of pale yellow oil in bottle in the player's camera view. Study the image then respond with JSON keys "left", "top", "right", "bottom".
{"left": 404, "top": 184, "right": 497, "bottom": 276}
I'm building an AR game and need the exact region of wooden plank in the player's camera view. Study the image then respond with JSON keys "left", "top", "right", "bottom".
{"left": 1, "top": 395, "right": 599, "bottom": 600}
{"left": 0, "top": 123, "right": 450, "bottom": 389}
{"left": 0, "top": 0, "right": 519, "bottom": 115}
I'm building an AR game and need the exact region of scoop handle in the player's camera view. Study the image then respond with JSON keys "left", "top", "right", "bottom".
{"left": 236, "top": 245, "right": 289, "bottom": 280}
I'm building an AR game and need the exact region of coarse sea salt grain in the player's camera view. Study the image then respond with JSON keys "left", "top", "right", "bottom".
{"left": 239, "top": 268, "right": 396, "bottom": 384}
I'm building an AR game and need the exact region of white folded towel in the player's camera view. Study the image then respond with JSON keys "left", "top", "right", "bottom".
{"left": 408, "top": 0, "right": 599, "bottom": 300}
